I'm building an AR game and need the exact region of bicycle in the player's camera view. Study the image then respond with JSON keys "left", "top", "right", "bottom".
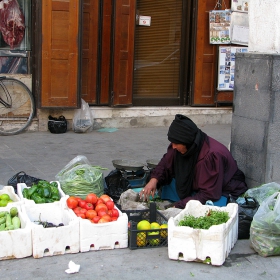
{"left": 0, "top": 76, "right": 35, "bottom": 135}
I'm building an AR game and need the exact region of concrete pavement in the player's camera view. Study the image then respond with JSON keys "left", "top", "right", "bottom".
{"left": 0, "top": 124, "right": 279, "bottom": 280}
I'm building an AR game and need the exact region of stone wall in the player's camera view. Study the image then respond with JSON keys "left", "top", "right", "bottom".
{"left": 231, "top": 52, "right": 280, "bottom": 188}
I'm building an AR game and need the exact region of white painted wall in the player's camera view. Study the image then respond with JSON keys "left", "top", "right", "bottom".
{"left": 249, "top": 0, "right": 280, "bottom": 53}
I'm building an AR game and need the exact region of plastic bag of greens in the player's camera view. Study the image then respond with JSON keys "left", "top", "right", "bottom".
{"left": 250, "top": 192, "right": 280, "bottom": 257}
{"left": 245, "top": 182, "right": 280, "bottom": 205}
{"left": 55, "top": 155, "right": 105, "bottom": 198}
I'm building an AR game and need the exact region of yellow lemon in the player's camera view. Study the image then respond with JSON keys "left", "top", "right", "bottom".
{"left": 137, "top": 232, "right": 147, "bottom": 247}
{"left": 148, "top": 231, "right": 160, "bottom": 246}
{"left": 160, "top": 224, "right": 168, "bottom": 238}
{"left": 137, "top": 220, "right": 151, "bottom": 230}
{"left": 150, "top": 222, "right": 161, "bottom": 230}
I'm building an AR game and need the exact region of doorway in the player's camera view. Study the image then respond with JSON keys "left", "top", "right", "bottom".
{"left": 133, "top": 0, "right": 186, "bottom": 106}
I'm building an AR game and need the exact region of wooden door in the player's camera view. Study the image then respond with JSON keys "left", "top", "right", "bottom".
{"left": 191, "top": 0, "right": 230, "bottom": 106}
{"left": 40, "top": 0, "right": 82, "bottom": 108}
{"left": 111, "top": 0, "right": 136, "bottom": 106}
{"left": 81, "top": 0, "right": 99, "bottom": 104}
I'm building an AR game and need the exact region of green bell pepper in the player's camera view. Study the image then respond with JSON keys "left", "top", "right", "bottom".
{"left": 27, "top": 185, "right": 38, "bottom": 198}
{"left": 22, "top": 188, "right": 30, "bottom": 199}
{"left": 50, "top": 186, "right": 59, "bottom": 196}
{"left": 51, "top": 193, "right": 60, "bottom": 201}
{"left": 50, "top": 182, "right": 58, "bottom": 188}
{"left": 42, "top": 186, "right": 52, "bottom": 198}
{"left": 31, "top": 193, "right": 46, "bottom": 204}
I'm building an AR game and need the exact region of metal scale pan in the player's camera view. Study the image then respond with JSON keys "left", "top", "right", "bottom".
{"left": 112, "top": 159, "right": 145, "bottom": 172}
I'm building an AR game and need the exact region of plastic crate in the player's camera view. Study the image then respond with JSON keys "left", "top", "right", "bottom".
{"left": 0, "top": 203, "right": 32, "bottom": 260}
{"left": 168, "top": 200, "right": 238, "bottom": 266}
{"left": 21, "top": 198, "right": 79, "bottom": 258}
{"left": 79, "top": 205, "right": 128, "bottom": 252}
{"left": 123, "top": 202, "right": 168, "bottom": 249}
{"left": 17, "top": 181, "right": 65, "bottom": 205}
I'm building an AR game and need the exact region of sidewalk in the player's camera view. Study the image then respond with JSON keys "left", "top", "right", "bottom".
{"left": 0, "top": 125, "right": 279, "bottom": 280}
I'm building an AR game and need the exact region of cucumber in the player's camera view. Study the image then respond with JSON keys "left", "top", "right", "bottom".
{"left": 0, "top": 223, "right": 5, "bottom": 231}
{"left": 0, "top": 217, "right": 6, "bottom": 225}
{"left": 0, "top": 211, "right": 8, "bottom": 218}
{"left": 5, "top": 225, "right": 14, "bottom": 231}
{"left": 12, "top": 216, "right": 21, "bottom": 229}
{"left": 5, "top": 213, "right": 12, "bottom": 227}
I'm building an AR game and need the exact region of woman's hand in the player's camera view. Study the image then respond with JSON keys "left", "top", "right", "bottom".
{"left": 139, "top": 178, "right": 158, "bottom": 201}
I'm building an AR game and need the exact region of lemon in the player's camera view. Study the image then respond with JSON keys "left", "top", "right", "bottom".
{"left": 148, "top": 231, "right": 160, "bottom": 245}
{"left": 0, "top": 194, "right": 10, "bottom": 201}
{"left": 160, "top": 224, "right": 168, "bottom": 238}
{"left": 150, "top": 222, "right": 161, "bottom": 230}
{"left": 137, "top": 232, "right": 147, "bottom": 247}
{"left": 137, "top": 220, "right": 151, "bottom": 230}
{"left": 0, "top": 199, "right": 8, "bottom": 207}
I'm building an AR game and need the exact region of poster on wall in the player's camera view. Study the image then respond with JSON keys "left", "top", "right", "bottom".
{"left": 231, "top": 0, "right": 249, "bottom": 13}
{"left": 217, "top": 46, "right": 248, "bottom": 91}
{"left": 209, "top": 10, "right": 231, "bottom": 44}
{"left": 230, "top": 12, "right": 249, "bottom": 46}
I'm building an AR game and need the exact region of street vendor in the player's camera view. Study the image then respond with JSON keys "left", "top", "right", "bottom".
{"left": 140, "top": 114, "right": 248, "bottom": 208}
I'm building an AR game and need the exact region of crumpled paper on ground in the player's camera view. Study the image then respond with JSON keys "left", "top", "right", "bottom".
{"left": 65, "top": 261, "right": 80, "bottom": 274}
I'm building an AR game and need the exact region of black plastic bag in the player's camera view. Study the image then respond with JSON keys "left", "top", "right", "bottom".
{"left": 7, "top": 171, "right": 44, "bottom": 194}
{"left": 229, "top": 195, "right": 259, "bottom": 239}
{"left": 104, "top": 169, "right": 130, "bottom": 203}
{"left": 48, "top": 115, "right": 67, "bottom": 134}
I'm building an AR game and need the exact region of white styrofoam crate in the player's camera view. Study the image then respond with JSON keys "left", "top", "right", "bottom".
{"left": 168, "top": 200, "right": 238, "bottom": 266}
{"left": 79, "top": 206, "right": 128, "bottom": 252}
{"left": 21, "top": 197, "right": 79, "bottom": 258}
{"left": 17, "top": 181, "right": 65, "bottom": 205}
{"left": 0, "top": 203, "right": 32, "bottom": 260}
{"left": 0, "top": 185, "right": 22, "bottom": 206}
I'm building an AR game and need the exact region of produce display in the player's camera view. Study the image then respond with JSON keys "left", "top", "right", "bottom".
{"left": 22, "top": 181, "right": 61, "bottom": 203}
{"left": 0, "top": 206, "right": 21, "bottom": 231}
{"left": 0, "top": 193, "right": 14, "bottom": 207}
{"left": 66, "top": 193, "right": 119, "bottom": 223}
{"left": 178, "top": 209, "right": 230, "bottom": 229}
{"left": 136, "top": 220, "right": 168, "bottom": 247}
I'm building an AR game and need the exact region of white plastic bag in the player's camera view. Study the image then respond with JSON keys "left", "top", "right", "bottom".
{"left": 250, "top": 192, "right": 280, "bottom": 257}
{"left": 72, "top": 99, "right": 93, "bottom": 133}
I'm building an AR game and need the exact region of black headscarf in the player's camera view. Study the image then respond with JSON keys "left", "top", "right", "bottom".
{"left": 167, "top": 114, "right": 206, "bottom": 199}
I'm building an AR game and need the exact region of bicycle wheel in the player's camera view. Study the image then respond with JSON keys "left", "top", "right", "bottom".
{"left": 0, "top": 77, "right": 35, "bottom": 136}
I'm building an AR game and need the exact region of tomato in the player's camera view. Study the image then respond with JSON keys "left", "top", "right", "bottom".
{"left": 79, "top": 208, "right": 87, "bottom": 215}
{"left": 67, "top": 197, "right": 78, "bottom": 209}
{"left": 95, "top": 203, "right": 108, "bottom": 213}
{"left": 101, "top": 214, "right": 111, "bottom": 222}
{"left": 77, "top": 213, "right": 86, "bottom": 219}
{"left": 107, "top": 210, "right": 112, "bottom": 217}
{"left": 98, "top": 217, "right": 110, "bottom": 223}
{"left": 92, "top": 216, "right": 101, "bottom": 223}
{"left": 73, "top": 207, "right": 82, "bottom": 215}
{"left": 111, "top": 209, "right": 119, "bottom": 218}
{"left": 85, "top": 193, "right": 98, "bottom": 205}
{"left": 100, "top": 194, "right": 111, "bottom": 203}
{"left": 84, "top": 203, "right": 94, "bottom": 210}
{"left": 111, "top": 217, "right": 118, "bottom": 222}
{"left": 78, "top": 200, "right": 87, "bottom": 209}
{"left": 75, "top": 197, "right": 83, "bottom": 202}
{"left": 85, "top": 209, "right": 97, "bottom": 219}
{"left": 97, "top": 209, "right": 108, "bottom": 217}
{"left": 96, "top": 198, "right": 105, "bottom": 205}
{"left": 105, "top": 200, "right": 115, "bottom": 210}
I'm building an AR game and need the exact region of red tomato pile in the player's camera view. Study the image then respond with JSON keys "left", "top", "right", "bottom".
{"left": 66, "top": 193, "right": 119, "bottom": 223}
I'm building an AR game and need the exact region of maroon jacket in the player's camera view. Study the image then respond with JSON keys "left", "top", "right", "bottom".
{"left": 151, "top": 136, "right": 248, "bottom": 208}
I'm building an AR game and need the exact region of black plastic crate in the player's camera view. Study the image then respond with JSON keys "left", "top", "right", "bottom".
{"left": 123, "top": 202, "right": 168, "bottom": 249}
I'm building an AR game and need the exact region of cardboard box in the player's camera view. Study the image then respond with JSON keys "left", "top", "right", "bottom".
{"left": 168, "top": 200, "right": 238, "bottom": 266}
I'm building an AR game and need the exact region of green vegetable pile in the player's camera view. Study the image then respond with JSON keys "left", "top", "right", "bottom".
{"left": 178, "top": 209, "right": 230, "bottom": 229}
{"left": 0, "top": 207, "right": 21, "bottom": 231}
{"left": 22, "top": 181, "right": 60, "bottom": 204}
{"left": 59, "top": 164, "right": 104, "bottom": 199}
